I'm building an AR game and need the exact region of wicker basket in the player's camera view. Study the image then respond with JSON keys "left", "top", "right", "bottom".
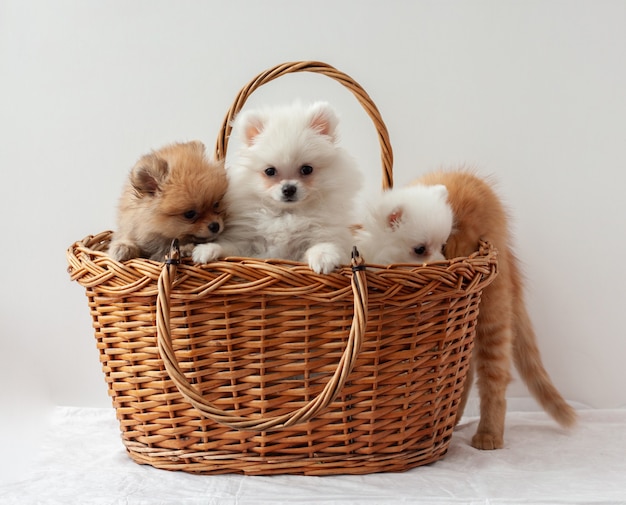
{"left": 67, "top": 61, "right": 498, "bottom": 475}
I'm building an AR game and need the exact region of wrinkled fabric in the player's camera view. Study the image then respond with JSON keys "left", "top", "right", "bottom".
{"left": 1, "top": 406, "right": 625, "bottom": 504}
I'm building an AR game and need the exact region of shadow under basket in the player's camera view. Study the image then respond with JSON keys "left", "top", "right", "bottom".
{"left": 66, "top": 61, "right": 498, "bottom": 475}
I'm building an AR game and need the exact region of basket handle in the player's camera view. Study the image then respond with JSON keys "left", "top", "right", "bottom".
{"left": 155, "top": 246, "right": 369, "bottom": 432}
{"left": 214, "top": 60, "right": 394, "bottom": 190}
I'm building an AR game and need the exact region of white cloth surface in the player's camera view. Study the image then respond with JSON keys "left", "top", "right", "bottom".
{"left": 1, "top": 406, "right": 625, "bottom": 505}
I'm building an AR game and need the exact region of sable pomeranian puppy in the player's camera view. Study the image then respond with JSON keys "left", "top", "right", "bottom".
{"left": 356, "top": 184, "right": 453, "bottom": 265}
{"left": 193, "top": 101, "right": 363, "bottom": 274}
{"left": 108, "top": 140, "right": 228, "bottom": 262}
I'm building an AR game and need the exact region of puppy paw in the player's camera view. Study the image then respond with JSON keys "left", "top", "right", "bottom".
{"left": 108, "top": 241, "right": 139, "bottom": 262}
{"left": 178, "top": 243, "right": 196, "bottom": 258}
{"left": 306, "top": 243, "right": 343, "bottom": 274}
{"left": 192, "top": 243, "right": 223, "bottom": 263}
{"left": 471, "top": 431, "right": 504, "bottom": 450}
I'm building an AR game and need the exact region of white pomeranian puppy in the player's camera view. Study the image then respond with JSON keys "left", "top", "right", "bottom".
{"left": 193, "top": 101, "right": 363, "bottom": 274}
{"left": 356, "top": 184, "right": 453, "bottom": 265}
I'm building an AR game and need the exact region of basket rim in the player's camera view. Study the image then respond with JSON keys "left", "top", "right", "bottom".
{"left": 67, "top": 230, "right": 498, "bottom": 300}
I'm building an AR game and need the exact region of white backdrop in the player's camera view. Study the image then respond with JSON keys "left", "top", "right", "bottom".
{"left": 1, "top": 0, "right": 625, "bottom": 473}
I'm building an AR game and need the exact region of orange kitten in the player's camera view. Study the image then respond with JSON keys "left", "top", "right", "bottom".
{"left": 413, "top": 169, "right": 577, "bottom": 450}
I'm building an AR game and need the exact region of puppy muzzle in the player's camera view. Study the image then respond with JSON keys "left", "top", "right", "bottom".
{"left": 281, "top": 184, "right": 298, "bottom": 202}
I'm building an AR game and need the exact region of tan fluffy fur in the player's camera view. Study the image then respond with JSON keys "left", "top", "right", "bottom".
{"left": 413, "top": 169, "right": 577, "bottom": 450}
{"left": 109, "top": 141, "right": 228, "bottom": 261}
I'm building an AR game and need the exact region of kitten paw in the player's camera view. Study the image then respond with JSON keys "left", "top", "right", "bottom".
{"left": 471, "top": 432, "right": 504, "bottom": 450}
{"left": 192, "top": 243, "right": 223, "bottom": 263}
{"left": 306, "top": 243, "right": 342, "bottom": 274}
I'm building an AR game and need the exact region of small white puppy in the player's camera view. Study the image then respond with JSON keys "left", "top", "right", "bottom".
{"left": 193, "top": 101, "right": 363, "bottom": 274}
{"left": 356, "top": 184, "right": 453, "bottom": 265}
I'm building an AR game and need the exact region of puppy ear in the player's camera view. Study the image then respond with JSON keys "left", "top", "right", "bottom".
{"left": 235, "top": 111, "right": 265, "bottom": 146}
{"left": 387, "top": 207, "right": 403, "bottom": 229}
{"left": 130, "top": 154, "right": 169, "bottom": 196}
{"left": 308, "top": 101, "right": 339, "bottom": 140}
{"left": 431, "top": 184, "right": 449, "bottom": 200}
{"left": 186, "top": 140, "right": 206, "bottom": 153}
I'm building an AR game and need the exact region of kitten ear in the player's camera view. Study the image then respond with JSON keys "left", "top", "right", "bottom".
{"left": 308, "top": 101, "right": 339, "bottom": 140}
{"left": 235, "top": 111, "right": 265, "bottom": 146}
{"left": 387, "top": 207, "right": 403, "bottom": 229}
{"left": 130, "top": 154, "right": 169, "bottom": 196}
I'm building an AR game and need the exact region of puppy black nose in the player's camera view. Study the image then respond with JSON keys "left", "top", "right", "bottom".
{"left": 208, "top": 222, "right": 220, "bottom": 233}
{"left": 282, "top": 184, "right": 297, "bottom": 198}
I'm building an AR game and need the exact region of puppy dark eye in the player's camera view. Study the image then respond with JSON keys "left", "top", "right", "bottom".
{"left": 213, "top": 200, "right": 220, "bottom": 210}
{"left": 413, "top": 245, "right": 427, "bottom": 256}
{"left": 265, "top": 167, "right": 277, "bottom": 176}
{"left": 300, "top": 165, "right": 313, "bottom": 175}
{"left": 183, "top": 210, "right": 198, "bottom": 221}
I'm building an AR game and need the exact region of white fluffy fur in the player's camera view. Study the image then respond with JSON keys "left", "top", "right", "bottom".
{"left": 193, "top": 101, "right": 363, "bottom": 274}
{"left": 356, "top": 184, "right": 453, "bottom": 265}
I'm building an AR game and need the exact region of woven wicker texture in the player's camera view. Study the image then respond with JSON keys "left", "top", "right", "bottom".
{"left": 67, "top": 61, "right": 498, "bottom": 475}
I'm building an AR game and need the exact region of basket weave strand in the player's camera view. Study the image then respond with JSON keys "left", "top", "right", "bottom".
{"left": 66, "top": 60, "right": 499, "bottom": 475}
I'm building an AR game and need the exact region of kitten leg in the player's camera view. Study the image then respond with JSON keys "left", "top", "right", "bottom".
{"left": 471, "top": 290, "right": 514, "bottom": 450}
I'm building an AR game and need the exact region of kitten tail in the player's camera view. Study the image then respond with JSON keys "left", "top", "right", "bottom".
{"left": 510, "top": 251, "right": 578, "bottom": 428}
